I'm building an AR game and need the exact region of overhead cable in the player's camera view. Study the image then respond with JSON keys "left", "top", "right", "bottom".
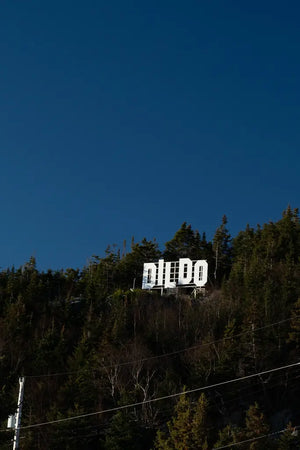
{"left": 212, "top": 425, "right": 299, "bottom": 449}
{"left": 12, "top": 360, "right": 300, "bottom": 431}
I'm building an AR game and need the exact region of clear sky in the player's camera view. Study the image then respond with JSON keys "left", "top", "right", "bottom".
{"left": 0, "top": 1, "right": 299, "bottom": 270}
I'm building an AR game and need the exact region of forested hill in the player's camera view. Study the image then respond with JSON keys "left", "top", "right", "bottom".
{"left": 1, "top": 207, "right": 300, "bottom": 449}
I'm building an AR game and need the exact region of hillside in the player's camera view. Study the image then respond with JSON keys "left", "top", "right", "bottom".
{"left": 1, "top": 207, "right": 300, "bottom": 449}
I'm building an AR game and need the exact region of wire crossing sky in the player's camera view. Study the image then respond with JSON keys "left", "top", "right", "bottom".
{"left": 0, "top": 1, "right": 299, "bottom": 270}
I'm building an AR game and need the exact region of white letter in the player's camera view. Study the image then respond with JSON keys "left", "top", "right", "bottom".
{"left": 178, "top": 258, "right": 193, "bottom": 285}
{"left": 142, "top": 263, "right": 157, "bottom": 289}
{"left": 193, "top": 260, "right": 208, "bottom": 287}
{"left": 164, "top": 262, "right": 176, "bottom": 288}
{"left": 157, "top": 259, "right": 164, "bottom": 286}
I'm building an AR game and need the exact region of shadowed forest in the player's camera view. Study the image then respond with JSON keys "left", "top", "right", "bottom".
{"left": 1, "top": 207, "right": 300, "bottom": 449}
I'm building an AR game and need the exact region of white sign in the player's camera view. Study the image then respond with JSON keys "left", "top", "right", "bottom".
{"left": 142, "top": 258, "right": 208, "bottom": 289}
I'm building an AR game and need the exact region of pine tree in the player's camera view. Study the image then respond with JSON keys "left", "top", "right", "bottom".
{"left": 277, "top": 423, "right": 300, "bottom": 449}
{"left": 214, "top": 424, "right": 240, "bottom": 449}
{"left": 213, "top": 215, "right": 232, "bottom": 284}
{"left": 190, "top": 393, "right": 209, "bottom": 449}
{"left": 104, "top": 410, "right": 143, "bottom": 450}
{"left": 119, "top": 238, "right": 161, "bottom": 289}
{"left": 155, "top": 393, "right": 192, "bottom": 449}
{"left": 288, "top": 298, "right": 300, "bottom": 346}
{"left": 164, "top": 222, "right": 198, "bottom": 260}
{"left": 244, "top": 402, "right": 271, "bottom": 450}
{"left": 155, "top": 393, "right": 210, "bottom": 449}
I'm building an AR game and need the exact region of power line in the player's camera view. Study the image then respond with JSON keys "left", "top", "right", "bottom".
{"left": 25, "top": 315, "right": 297, "bottom": 379}
{"left": 9, "top": 360, "right": 299, "bottom": 431}
{"left": 212, "top": 425, "right": 299, "bottom": 449}
{"left": 25, "top": 369, "right": 300, "bottom": 442}
{"left": 212, "top": 368, "right": 300, "bottom": 409}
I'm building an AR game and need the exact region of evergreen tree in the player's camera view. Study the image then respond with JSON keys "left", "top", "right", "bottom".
{"left": 119, "top": 238, "right": 161, "bottom": 289}
{"left": 288, "top": 298, "right": 300, "bottom": 347}
{"left": 155, "top": 393, "right": 193, "bottom": 449}
{"left": 164, "top": 223, "right": 210, "bottom": 261}
{"left": 215, "top": 404, "right": 273, "bottom": 450}
{"left": 277, "top": 423, "right": 300, "bottom": 449}
{"left": 104, "top": 411, "right": 143, "bottom": 450}
{"left": 155, "top": 393, "right": 210, "bottom": 449}
{"left": 213, "top": 215, "right": 232, "bottom": 284}
{"left": 244, "top": 402, "right": 272, "bottom": 450}
{"left": 190, "top": 393, "right": 209, "bottom": 449}
{"left": 214, "top": 424, "right": 240, "bottom": 449}
{"left": 164, "top": 223, "right": 196, "bottom": 260}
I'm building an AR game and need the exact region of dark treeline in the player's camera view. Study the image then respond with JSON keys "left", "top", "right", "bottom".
{"left": 1, "top": 206, "right": 300, "bottom": 449}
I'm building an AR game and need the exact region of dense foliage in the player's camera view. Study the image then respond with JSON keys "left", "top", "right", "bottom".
{"left": 0, "top": 207, "right": 300, "bottom": 449}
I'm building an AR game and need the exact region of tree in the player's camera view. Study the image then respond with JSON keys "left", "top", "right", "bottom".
{"left": 277, "top": 423, "right": 300, "bottom": 449}
{"left": 104, "top": 410, "right": 143, "bottom": 450}
{"left": 118, "top": 238, "right": 161, "bottom": 289}
{"left": 214, "top": 403, "right": 273, "bottom": 450}
{"left": 243, "top": 402, "right": 271, "bottom": 450}
{"left": 155, "top": 393, "right": 192, "bottom": 449}
{"left": 232, "top": 224, "right": 255, "bottom": 272}
{"left": 190, "top": 393, "right": 209, "bottom": 449}
{"left": 155, "top": 393, "right": 210, "bottom": 449}
{"left": 164, "top": 223, "right": 196, "bottom": 260}
{"left": 214, "top": 424, "right": 240, "bottom": 449}
{"left": 276, "top": 206, "right": 300, "bottom": 263}
{"left": 288, "top": 298, "right": 300, "bottom": 347}
{"left": 164, "top": 223, "right": 210, "bottom": 261}
{"left": 213, "top": 215, "right": 232, "bottom": 284}
{"left": 84, "top": 246, "right": 120, "bottom": 299}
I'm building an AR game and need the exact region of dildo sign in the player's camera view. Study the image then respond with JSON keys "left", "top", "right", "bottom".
{"left": 142, "top": 258, "right": 208, "bottom": 290}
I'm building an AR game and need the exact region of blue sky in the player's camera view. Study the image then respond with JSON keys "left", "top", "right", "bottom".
{"left": 0, "top": 1, "right": 299, "bottom": 270}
